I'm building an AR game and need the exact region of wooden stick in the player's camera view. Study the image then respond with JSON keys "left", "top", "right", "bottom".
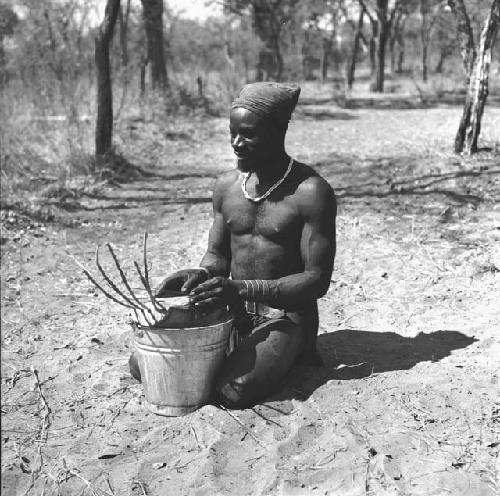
{"left": 70, "top": 255, "right": 141, "bottom": 311}
{"left": 141, "top": 232, "right": 166, "bottom": 312}
{"left": 95, "top": 245, "right": 153, "bottom": 325}
{"left": 105, "top": 243, "right": 157, "bottom": 323}
{"left": 134, "top": 261, "right": 166, "bottom": 315}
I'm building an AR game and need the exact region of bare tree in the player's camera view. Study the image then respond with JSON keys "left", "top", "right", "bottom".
{"left": 448, "top": 0, "right": 500, "bottom": 154}
{"left": 140, "top": 0, "right": 168, "bottom": 90}
{"left": 222, "top": 0, "right": 300, "bottom": 82}
{"left": 95, "top": 0, "right": 120, "bottom": 156}
{"left": 389, "top": 8, "right": 405, "bottom": 73}
{"left": 346, "top": 4, "right": 366, "bottom": 89}
{"left": 359, "top": 0, "right": 401, "bottom": 92}
{"left": 420, "top": 0, "right": 430, "bottom": 81}
{"left": 118, "top": 0, "right": 131, "bottom": 67}
{"left": 0, "top": 4, "right": 19, "bottom": 86}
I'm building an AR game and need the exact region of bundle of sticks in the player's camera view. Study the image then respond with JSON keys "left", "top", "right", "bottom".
{"left": 72, "top": 233, "right": 179, "bottom": 327}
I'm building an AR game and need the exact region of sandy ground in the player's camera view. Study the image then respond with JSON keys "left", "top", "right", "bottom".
{"left": 1, "top": 97, "right": 500, "bottom": 495}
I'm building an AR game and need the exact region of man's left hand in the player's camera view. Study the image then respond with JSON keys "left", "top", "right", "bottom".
{"left": 189, "top": 277, "right": 240, "bottom": 310}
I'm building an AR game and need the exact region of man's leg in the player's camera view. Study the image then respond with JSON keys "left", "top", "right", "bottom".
{"left": 215, "top": 318, "right": 304, "bottom": 408}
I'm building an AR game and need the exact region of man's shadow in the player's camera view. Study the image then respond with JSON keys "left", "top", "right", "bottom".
{"left": 277, "top": 328, "right": 477, "bottom": 401}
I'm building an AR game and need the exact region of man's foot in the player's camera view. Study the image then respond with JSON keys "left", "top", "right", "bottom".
{"left": 129, "top": 353, "right": 141, "bottom": 382}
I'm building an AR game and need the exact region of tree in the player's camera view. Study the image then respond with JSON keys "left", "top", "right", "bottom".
{"left": 388, "top": 6, "right": 406, "bottom": 73}
{"left": 419, "top": 0, "right": 448, "bottom": 82}
{"left": 0, "top": 3, "right": 18, "bottom": 85}
{"left": 432, "top": 6, "right": 456, "bottom": 73}
{"left": 346, "top": 3, "right": 366, "bottom": 89}
{"left": 140, "top": 0, "right": 168, "bottom": 90}
{"left": 358, "top": 0, "right": 407, "bottom": 91}
{"left": 448, "top": 0, "right": 500, "bottom": 154}
{"left": 222, "top": 0, "right": 302, "bottom": 81}
{"left": 95, "top": 0, "right": 120, "bottom": 156}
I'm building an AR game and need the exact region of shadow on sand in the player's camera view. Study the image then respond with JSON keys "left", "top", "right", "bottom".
{"left": 277, "top": 328, "right": 477, "bottom": 401}
{"left": 313, "top": 153, "right": 500, "bottom": 206}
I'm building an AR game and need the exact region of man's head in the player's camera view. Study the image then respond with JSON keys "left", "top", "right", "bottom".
{"left": 230, "top": 82, "right": 300, "bottom": 173}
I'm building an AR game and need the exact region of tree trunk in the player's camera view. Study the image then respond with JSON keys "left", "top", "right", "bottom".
{"left": 321, "top": 37, "right": 332, "bottom": 81}
{"left": 391, "top": 14, "right": 407, "bottom": 74}
{"left": 271, "top": 33, "right": 283, "bottom": 81}
{"left": 95, "top": 0, "right": 120, "bottom": 156}
{"left": 256, "top": 49, "right": 270, "bottom": 81}
{"left": 369, "top": 24, "right": 377, "bottom": 76}
{"left": 389, "top": 12, "right": 402, "bottom": 73}
{"left": 347, "top": 7, "right": 365, "bottom": 89}
{"left": 373, "top": 0, "right": 390, "bottom": 92}
{"left": 141, "top": 0, "right": 168, "bottom": 90}
{"left": 448, "top": 0, "right": 499, "bottom": 153}
{"left": 396, "top": 32, "right": 405, "bottom": 73}
{"left": 435, "top": 46, "right": 450, "bottom": 73}
{"left": 420, "top": 0, "right": 430, "bottom": 82}
{"left": 462, "top": 0, "right": 500, "bottom": 154}
{"left": 448, "top": 0, "right": 476, "bottom": 80}
{"left": 118, "top": 0, "right": 131, "bottom": 67}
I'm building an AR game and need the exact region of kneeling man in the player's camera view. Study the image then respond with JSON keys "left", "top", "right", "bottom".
{"left": 154, "top": 82, "right": 336, "bottom": 408}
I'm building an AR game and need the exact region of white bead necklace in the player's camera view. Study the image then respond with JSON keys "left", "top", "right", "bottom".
{"left": 241, "top": 157, "right": 294, "bottom": 203}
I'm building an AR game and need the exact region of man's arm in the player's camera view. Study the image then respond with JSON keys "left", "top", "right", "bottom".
{"left": 155, "top": 173, "right": 234, "bottom": 296}
{"left": 198, "top": 173, "right": 233, "bottom": 277}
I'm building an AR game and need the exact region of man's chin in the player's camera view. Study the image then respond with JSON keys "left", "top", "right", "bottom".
{"left": 236, "top": 156, "right": 257, "bottom": 172}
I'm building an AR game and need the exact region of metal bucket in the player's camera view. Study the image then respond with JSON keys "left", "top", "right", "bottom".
{"left": 133, "top": 303, "right": 233, "bottom": 416}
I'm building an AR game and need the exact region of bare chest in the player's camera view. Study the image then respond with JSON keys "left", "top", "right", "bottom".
{"left": 222, "top": 188, "right": 300, "bottom": 241}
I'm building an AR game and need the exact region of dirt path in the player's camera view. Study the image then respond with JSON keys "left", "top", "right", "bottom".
{"left": 2, "top": 102, "right": 499, "bottom": 495}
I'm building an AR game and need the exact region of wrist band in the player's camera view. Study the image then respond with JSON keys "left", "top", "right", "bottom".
{"left": 241, "top": 279, "right": 273, "bottom": 303}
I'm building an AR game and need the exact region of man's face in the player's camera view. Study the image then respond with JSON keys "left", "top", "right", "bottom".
{"left": 229, "top": 107, "right": 282, "bottom": 173}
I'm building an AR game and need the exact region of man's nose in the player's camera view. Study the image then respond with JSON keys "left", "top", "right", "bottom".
{"left": 232, "top": 134, "right": 244, "bottom": 149}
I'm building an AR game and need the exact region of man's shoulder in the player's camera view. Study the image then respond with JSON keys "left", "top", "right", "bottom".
{"left": 215, "top": 169, "right": 240, "bottom": 191}
{"left": 212, "top": 169, "right": 240, "bottom": 208}
{"left": 292, "top": 162, "right": 335, "bottom": 201}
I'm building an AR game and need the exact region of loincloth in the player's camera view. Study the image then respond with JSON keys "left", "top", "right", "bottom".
{"left": 227, "top": 302, "right": 291, "bottom": 353}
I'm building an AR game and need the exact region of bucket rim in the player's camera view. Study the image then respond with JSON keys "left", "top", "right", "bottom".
{"left": 133, "top": 316, "right": 234, "bottom": 332}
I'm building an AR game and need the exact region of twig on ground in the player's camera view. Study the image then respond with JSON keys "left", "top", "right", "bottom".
{"left": 418, "top": 242, "right": 447, "bottom": 273}
{"left": 2, "top": 364, "right": 31, "bottom": 390}
{"left": 309, "top": 447, "right": 347, "bottom": 470}
{"left": 130, "top": 478, "right": 148, "bottom": 496}
{"left": 21, "top": 368, "right": 53, "bottom": 496}
{"left": 217, "top": 404, "right": 264, "bottom": 446}
{"left": 189, "top": 422, "right": 204, "bottom": 449}
{"left": 251, "top": 407, "right": 283, "bottom": 428}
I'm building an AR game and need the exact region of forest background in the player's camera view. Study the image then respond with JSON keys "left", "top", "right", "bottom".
{"left": 1, "top": 0, "right": 499, "bottom": 212}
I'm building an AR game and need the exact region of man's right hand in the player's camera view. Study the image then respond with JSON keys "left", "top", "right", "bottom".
{"left": 155, "top": 268, "right": 210, "bottom": 297}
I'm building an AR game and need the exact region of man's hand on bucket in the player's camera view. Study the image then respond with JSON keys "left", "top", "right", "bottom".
{"left": 189, "top": 277, "right": 240, "bottom": 310}
{"left": 155, "top": 268, "right": 210, "bottom": 297}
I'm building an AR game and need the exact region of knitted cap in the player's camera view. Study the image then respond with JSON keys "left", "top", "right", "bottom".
{"left": 231, "top": 82, "right": 301, "bottom": 127}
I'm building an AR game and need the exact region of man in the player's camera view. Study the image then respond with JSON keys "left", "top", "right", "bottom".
{"left": 154, "top": 82, "right": 336, "bottom": 408}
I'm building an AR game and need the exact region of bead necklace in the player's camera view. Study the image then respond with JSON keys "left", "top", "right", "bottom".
{"left": 241, "top": 157, "right": 294, "bottom": 203}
